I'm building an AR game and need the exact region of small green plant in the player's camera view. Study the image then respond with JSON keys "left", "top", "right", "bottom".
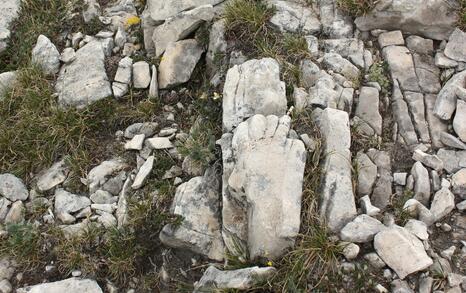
{"left": 337, "top": 0, "right": 377, "bottom": 17}
{"left": 391, "top": 189, "right": 413, "bottom": 226}
{"left": 458, "top": 0, "right": 466, "bottom": 30}
{"left": 368, "top": 62, "right": 392, "bottom": 96}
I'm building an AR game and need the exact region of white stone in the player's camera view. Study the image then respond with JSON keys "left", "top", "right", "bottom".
{"left": 146, "top": 137, "right": 174, "bottom": 149}
{"left": 378, "top": 31, "right": 404, "bottom": 48}
{"left": 4, "top": 201, "right": 24, "bottom": 224}
{"left": 411, "top": 161, "right": 431, "bottom": 206}
{"left": 36, "top": 160, "right": 68, "bottom": 192}
{"left": 430, "top": 187, "right": 455, "bottom": 222}
{"left": 124, "top": 134, "right": 145, "bottom": 150}
{"left": 17, "top": 278, "right": 103, "bottom": 293}
{"left": 86, "top": 158, "right": 127, "bottom": 193}
{"left": 453, "top": 100, "right": 466, "bottom": 142}
{"left": 340, "top": 214, "right": 385, "bottom": 243}
{"left": 266, "top": 0, "right": 321, "bottom": 34}
{"left": 148, "top": 65, "right": 158, "bottom": 98}
{"left": 131, "top": 156, "right": 154, "bottom": 189}
{"left": 0, "top": 173, "right": 28, "bottom": 201}
{"left": 445, "top": 28, "right": 466, "bottom": 62}
{"left": 114, "top": 56, "right": 132, "bottom": 84}
{"left": 31, "top": 35, "right": 60, "bottom": 75}
{"left": 394, "top": 172, "right": 407, "bottom": 185}
{"left": 360, "top": 195, "right": 381, "bottom": 216}
{"left": 342, "top": 243, "right": 360, "bottom": 260}
{"left": 132, "top": 61, "right": 151, "bottom": 89}
{"left": 404, "top": 219, "right": 429, "bottom": 240}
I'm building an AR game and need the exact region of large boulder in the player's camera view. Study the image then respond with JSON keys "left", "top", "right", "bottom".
{"left": 218, "top": 114, "right": 306, "bottom": 260}
{"left": 17, "top": 278, "right": 103, "bottom": 293}
{"left": 0, "top": 0, "right": 20, "bottom": 52}
{"left": 355, "top": 0, "right": 458, "bottom": 40}
{"left": 160, "top": 168, "right": 225, "bottom": 261}
{"left": 56, "top": 41, "right": 112, "bottom": 108}
{"left": 222, "top": 58, "right": 286, "bottom": 131}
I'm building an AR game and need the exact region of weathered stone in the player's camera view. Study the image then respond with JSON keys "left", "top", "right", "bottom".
{"left": 452, "top": 168, "right": 466, "bottom": 196}
{"left": 160, "top": 169, "right": 224, "bottom": 261}
{"left": 148, "top": 65, "right": 158, "bottom": 98}
{"left": 434, "top": 70, "right": 466, "bottom": 120}
{"left": 152, "top": 5, "right": 214, "bottom": 57}
{"left": 0, "top": 173, "right": 28, "bottom": 201}
{"left": 404, "top": 92, "right": 430, "bottom": 143}
{"left": 146, "top": 0, "right": 223, "bottom": 22}
{"left": 36, "top": 160, "right": 68, "bottom": 192}
{"left": 90, "top": 190, "right": 115, "bottom": 204}
{"left": 445, "top": 28, "right": 466, "bottom": 62}
{"left": 364, "top": 252, "right": 386, "bottom": 269}
{"left": 354, "top": 0, "right": 458, "bottom": 40}
{"left": 307, "top": 71, "right": 340, "bottom": 108}
{"left": 319, "top": 0, "right": 353, "bottom": 38}
{"left": 0, "top": 197, "right": 11, "bottom": 221}
{"left": 266, "top": 0, "right": 321, "bottom": 34}
{"left": 342, "top": 243, "right": 360, "bottom": 260}
{"left": 435, "top": 52, "right": 459, "bottom": 68}
{"left": 378, "top": 30, "right": 404, "bottom": 48}
{"left": 131, "top": 156, "right": 154, "bottom": 189}
{"left": 322, "top": 53, "right": 360, "bottom": 81}
{"left": 114, "top": 56, "right": 132, "bottom": 84}
{"left": 412, "top": 150, "right": 443, "bottom": 171}
{"left": 404, "top": 219, "right": 428, "bottom": 240}
{"left": 0, "top": 71, "right": 17, "bottom": 100}
{"left": 31, "top": 35, "right": 60, "bottom": 75}
{"left": 300, "top": 59, "right": 320, "bottom": 88}
{"left": 60, "top": 48, "right": 76, "bottom": 63}
{"left": 360, "top": 195, "right": 381, "bottom": 216}
{"left": 340, "top": 214, "right": 385, "bottom": 243}
{"left": 411, "top": 162, "right": 431, "bottom": 206}
{"left": 355, "top": 87, "right": 382, "bottom": 135}
{"left": 383, "top": 46, "right": 419, "bottom": 92}
{"left": 441, "top": 132, "right": 466, "bottom": 150}
{"left": 219, "top": 115, "right": 306, "bottom": 260}
{"left": 394, "top": 172, "right": 407, "bottom": 185}
{"left": 146, "top": 137, "right": 174, "bottom": 149}
{"left": 293, "top": 87, "right": 308, "bottom": 111}
{"left": 453, "top": 100, "right": 466, "bottom": 142}
{"left": 437, "top": 149, "right": 466, "bottom": 174}
{"left": 4, "top": 201, "right": 24, "bottom": 224}
{"left": 367, "top": 149, "right": 393, "bottom": 210}
{"left": 86, "top": 159, "right": 127, "bottom": 193}
{"left": 158, "top": 39, "right": 204, "bottom": 89}
{"left": 124, "top": 122, "right": 158, "bottom": 139}
{"left": 56, "top": 41, "right": 112, "bottom": 108}
{"left": 54, "top": 189, "right": 91, "bottom": 217}
{"left": 222, "top": 58, "right": 286, "bottom": 131}
{"left": 374, "top": 226, "right": 433, "bottom": 279}
{"left": 193, "top": 266, "right": 276, "bottom": 292}
{"left": 355, "top": 152, "right": 377, "bottom": 196}
{"left": 391, "top": 81, "right": 418, "bottom": 145}
{"left": 0, "top": 0, "right": 20, "bottom": 52}
{"left": 314, "top": 108, "right": 356, "bottom": 231}
{"left": 391, "top": 279, "right": 414, "bottom": 293}
{"left": 425, "top": 94, "right": 448, "bottom": 149}
{"left": 17, "top": 278, "right": 103, "bottom": 293}
{"left": 430, "top": 187, "right": 455, "bottom": 222}
{"left": 112, "top": 82, "right": 128, "bottom": 98}
{"left": 132, "top": 61, "right": 151, "bottom": 89}
{"left": 321, "top": 38, "right": 365, "bottom": 68}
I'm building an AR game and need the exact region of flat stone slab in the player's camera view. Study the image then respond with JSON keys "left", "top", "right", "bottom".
{"left": 0, "top": 0, "right": 20, "bottom": 52}
{"left": 56, "top": 41, "right": 112, "bottom": 108}
{"left": 17, "top": 278, "right": 103, "bottom": 293}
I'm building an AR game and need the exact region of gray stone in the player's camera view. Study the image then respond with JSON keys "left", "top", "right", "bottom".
{"left": 148, "top": 65, "right": 158, "bottom": 98}
{"left": 97, "top": 211, "right": 116, "bottom": 228}
{"left": 452, "top": 168, "right": 466, "bottom": 196}
{"left": 441, "top": 132, "right": 466, "bottom": 150}
{"left": 114, "top": 56, "right": 132, "bottom": 84}
{"left": 354, "top": 0, "right": 457, "bottom": 40}
{"left": 445, "top": 28, "right": 466, "bottom": 62}
{"left": 206, "top": 19, "right": 227, "bottom": 76}
{"left": 54, "top": 189, "right": 90, "bottom": 216}
{"left": 367, "top": 149, "right": 393, "bottom": 210}
{"left": 146, "top": 137, "right": 174, "bottom": 149}
{"left": 360, "top": 195, "right": 381, "bottom": 216}
{"left": 56, "top": 41, "right": 112, "bottom": 108}
{"left": 305, "top": 35, "right": 318, "bottom": 57}
{"left": 453, "top": 100, "right": 466, "bottom": 142}
{"left": 392, "top": 81, "right": 418, "bottom": 145}
{"left": 0, "top": 257, "right": 15, "bottom": 280}
{"left": 435, "top": 52, "right": 459, "bottom": 68}
{"left": 112, "top": 82, "right": 128, "bottom": 99}
{"left": 89, "top": 190, "right": 115, "bottom": 204}
{"left": 321, "top": 38, "right": 365, "bottom": 68}
{"left": 0, "top": 173, "right": 28, "bottom": 201}
{"left": 411, "top": 162, "right": 431, "bottom": 206}
{"left": 0, "top": 0, "right": 20, "bottom": 52}
{"left": 36, "top": 160, "right": 69, "bottom": 192}
{"left": 219, "top": 115, "right": 306, "bottom": 260}
{"left": 434, "top": 70, "right": 466, "bottom": 120}
{"left": 60, "top": 48, "right": 76, "bottom": 63}
{"left": 300, "top": 59, "right": 320, "bottom": 88}
{"left": 31, "top": 35, "right": 60, "bottom": 75}
{"left": 124, "top": 134, "right": 145, "bottom": 151}
{"left": 86, "top": 159, "right": 127, "bottom": 193}
{"left": 0, "top": 279, "right": 12, "bottom": 293}
{"left": 378, "top": 30, "right": 404, "bottom": 48}
{"left": 394, "top": 173, "right": 407, "bottom": 185}
{"left": 437, "top": 149, "right": 466, "bottom": 174}
{"left": 131, "top": 156, "right": 154, "bottom": 189}
{"left": 319, "top": 0, "right": 353, "bottom": 38}
{"left": 193, "top": 266, "right": 276, "bottom": 292}
{"left": 355, "top": 87, "right": 382, "bottom": 135}
{"left": 374, "top": 226, "right": 433, "bottom": 279}
{"left": 293, "top": 87, "right": 308, "bottom": 111}
{"left": 412, "top": 150, "right": 443, "bottom": 171}
{"left": 425, "top": 94, "right": 448, "bottom": 149}
{"left": 419, "top": 276, "right": 434, "bottom": 293}
{"left": 391, "top": 279, "right": 414, "bottom": 293}
{"left": 146, "top": 0, "right": 223, "bottom": 22}
{"left": 404, "top": 219, "right": 428, "bottom": 240}
{"left": 132, "top": 61, "right": 151, "bottom": 89}
{"left": 0, "top": 197, "right": 11, "bottom": 221}
{"left": 4, "top": 201, "right": 24, "bottom": 224}
{"left": 152, "top": 5, "right": 214, "bottom": 57}
{"left": 408, "top": 37, "right": 441, "bottom": 94}
{"left": 342, "top": 243, "right": 360, "bottom": 260}
{"left": 322, "top": 53, "right": 360, "bottom": 81}
{"left": 307, "top": 72, "right": 340, "bottom": 108}
{"left": 314, "top": 108, "right": 356, "bottom": 231}
{"left": 364, "top": 252, "right": 386, "bottom": 269}
{"left": 0, "top": 71, "right": 17, "bottom": 100}
{"left": 160, "top": 169, "right": 224, "bottom": 261}
{"left": 430, "top": 187, "right": 455, "bottom": 222}
{"left": 266, "top": 0, "right": 321, "bottom": 34}
{"left": 340, "top": 214, "right": 385, "bottom": 243}
{"left": 17, "top": 278, "right": 103, "bottom": 293}
{"left": 355, "top": 152, "right": 377, "bottom": 196}
{"left": 158, "top": 39, "right": 204, "bottom": 89}
{"left": 383, "top": 46, "right": 419, "bottom": 92}
{"left": 404, "top": 92, "right": 430, "bottom": 143}
{"left": 222, "top": 58, "right": 286, "bottom": 131}
{"left": 124, "top": 122, "right": 158, "bottom": 139}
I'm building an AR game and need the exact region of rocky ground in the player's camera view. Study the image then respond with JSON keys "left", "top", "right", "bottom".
{"left": 0, "top": 0, "right": 465, "bottom": 292}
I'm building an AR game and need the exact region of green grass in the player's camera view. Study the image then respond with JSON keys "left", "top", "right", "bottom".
{"left": 368, "top": 62, "right": 391, "bottom": 96}
{"left": 0, "top": 66, "right": 159, "bottom": 184}
{"left": 459, "top": 1, "right": 466, "bottom": 31}
{"left": 337, "top": 0, "right": 377, "bottom": 17}
{"left": 391, "top": 189, "right": 413, "bottom": 226}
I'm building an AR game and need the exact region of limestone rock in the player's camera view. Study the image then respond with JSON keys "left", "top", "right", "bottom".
{"left": 54, "top": 189, "right": 91, "bottom": 217}
{"left": 158, "top": 39, "right": 204, "bottom": 89}
{"left": 131, "top": 156, "right": 154, "bottom": 189}
{"left": 160, "top": 169, "right": 224, "bottom": 261}
{"left": 425, "top": 93, "right": 448, "bottom": 149}
{"left": 434, "top": 70, "right": 466, "bottom": 120}
{"left": 355, "top": 0, "right": 457, "bottom": 40}
{"left": 340, "top": 214, "right": 385, "bottom": 243}
{"left": 452, "top": 168, "right": 466, "bottom": 196}
{"left": 0, "top": 173, "right": 28, "bottom": 201}
{"left": 114, "top": 56, "right": 132, "bottom": 84}
{"left": 206, "top": 19, "right": 227, "bottom": 75}
{"left": 146, "top": 0, "right": 223, "bottom": 22}
{"left": 0, "top": 71, "right": 17, "bottom": 100}
{"left": 378, "top": 30, "right": 404, "bottom": 48}
{"left": 266, "top": 0, "right": 321, "bottom": 34}
{"left": 392, "top": 80, "right": 418, "bottom": 145}
{"left": 367, "top": 149, "right": 393, "bottom": 210}
{"left": 453, "top": 100, "right": 466, "bottom": 142}
{"left": 124, "top": 122, "right": 158, "bottom": 139}
{"left": 222, "top": 58, "right": 286, "bottom": 131}
{"left": 321, "top": 38, "right": 365, "bottom": 68}
{"left": 374, "top": 226, "right": 433, "bottom": 279}
{"left": 56, "top": 41, "right": 112, "bottom": 108}
{"left": 404, "top": 219, "right": 428, "bottom": 240}
{"left": 382, "top": 46, "right": 419, "bottom": 92}
{"left": 355, "top": 152, "right": 377, "bottom": 196}
{"left": 404, "top": 92, "right": 430, "bottom": 143}
{"left": 411, "top": 162, "right": 431, "bottom": 206}
{"left": 17, "top": 278, "right": 103, "bottom": 293}
{"left": 430, "top": 187, "right": 455, "bottom": 222}
{"left": 36, "top": 160, "right": 69, "bottom": 192}
{"left": 146, "top": 137, "right": 174, "bottom": 149}
{"left": 412, "top": 150, "right": 443, "bottom": 171}
{"left": 31, "top": 35, "right": 60, "bottom": 75}
{"left": 86, "top": 159, "right": 127, "bottom": 193}
{"left": 193, "top": 266, "right": 276, "bottom": 292}
{"left": 355, "top": 87, "right": 382, "bottom": 135}
{"left": 322, "top": 53, "right": 360, "bottom": 81}
{"left": 4, "top": 201, "right": 24, "bottom": 224}
{"left": 132, "top": 61, "right": 151, "bottom": 89}
{"left": 148, "top": 65, "right": 159, "bottom": 98}
{"left": 219, "top": 115, "right": 306, "bottom": 260}
{"left": 0, "top": 0, "right": 20, "bottom": 52}
{"left": 445, "top": 28, "right": 466, "bottom": 62}
{"left": 152, "top": 5, "right": 214, "bottom": 57}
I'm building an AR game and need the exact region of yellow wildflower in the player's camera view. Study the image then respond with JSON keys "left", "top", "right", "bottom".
{"left": 267, "top": 261, "right": 273, "bottom": 266}
{"left": 125, "top": 15, "right": 141, "bottom": 27}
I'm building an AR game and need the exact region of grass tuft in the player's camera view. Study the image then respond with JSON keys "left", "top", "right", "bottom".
{"left": 458, "top": 0, "right": 466, "bottom": 31}
{"left": 367, "top": 61, "right": 391, "bottom": 96}
{"left": 337, "top": 0, "right": 377, "bottom": 17}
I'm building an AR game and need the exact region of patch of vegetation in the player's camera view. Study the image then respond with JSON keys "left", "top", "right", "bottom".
{"left": 350, "top": 122, "right": 382, "bottom": 155}
{"left": 337, "top": 0, "right": 377, "bottom": 17}
{"left": 0, "top": 66, "right": 159, "bottom": 184}
{"left": 224, "top": 0, "right": 311, "bottom": 93}
{"left": 368, "top": 62, "right": 392, "bottom": 96}
{"left": 458, "top": 0, "right": 466, "bottom": 31}
{"left": 391, "top": 189, "right": 413, "bottom": 226}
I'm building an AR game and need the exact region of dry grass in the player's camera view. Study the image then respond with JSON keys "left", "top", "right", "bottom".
{"left": 337, "top": 0, "right": 377, "bottom": 17}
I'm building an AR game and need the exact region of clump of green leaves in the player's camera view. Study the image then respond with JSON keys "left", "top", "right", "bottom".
{"left": 391, "top": 189, "right": 414, "bottom": 226}
{"left": 368, "top": 62, "right": 392, "bottom": 96}
{"left": 337, "top": 0, "right": 377, "bottom": 17}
